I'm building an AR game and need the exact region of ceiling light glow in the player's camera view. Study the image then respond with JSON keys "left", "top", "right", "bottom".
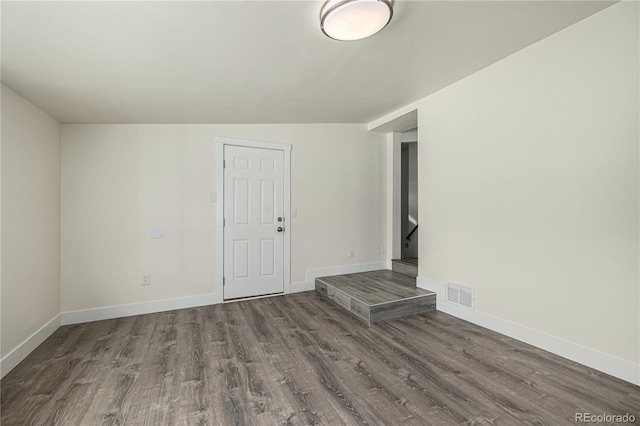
{"left": 320, "top": 0, "right": 393, "bottom": 41}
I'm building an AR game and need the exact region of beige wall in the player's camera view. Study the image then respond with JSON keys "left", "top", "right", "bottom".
{"left": 416, "top": 2, "right": 639, "bottom": 363}
{"left": 61, "top": 124, "right": 386, "bottom": 312}
{"left": 1, "top": 85, "right": 62, "bottom": 358}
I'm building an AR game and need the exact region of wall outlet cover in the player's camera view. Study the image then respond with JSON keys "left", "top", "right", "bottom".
{"left": 141, "top": 273, "right": 151, "bottom": 286}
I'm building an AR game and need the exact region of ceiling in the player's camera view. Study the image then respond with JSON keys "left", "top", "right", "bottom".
{"left": 1, "top": 1, "right": 614, "bottom": 124}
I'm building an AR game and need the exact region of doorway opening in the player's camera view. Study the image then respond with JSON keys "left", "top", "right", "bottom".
{"left": 393, "top": 128, "right": 418, "bottom": 273}
{"left": 400, "top": 132, "right": 418, "bottom": 261}
{"left": 368, "top": 108, "right": 419, "bottom": 276}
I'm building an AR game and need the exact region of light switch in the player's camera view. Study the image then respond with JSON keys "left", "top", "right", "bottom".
{"left": 291, "top": 208, "right": 298, "bottom": 217}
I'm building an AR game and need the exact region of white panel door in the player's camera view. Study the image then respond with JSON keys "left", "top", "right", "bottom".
{"left": 224, "top": 145, "right": 284, "bottom": 300}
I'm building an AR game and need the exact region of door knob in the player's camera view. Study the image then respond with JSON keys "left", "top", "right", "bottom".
{"left": 277, "top": 226, "right": 284, "bottom": 232}
{"left": 277, "top": 217, "right": 284, "bottom": 222}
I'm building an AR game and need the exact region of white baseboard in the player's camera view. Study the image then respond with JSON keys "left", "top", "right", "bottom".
{"left": 1, "top": 314, "right": 61, "bottom": 379}
{"left": 3, "top": 263, "right": 388, "bottom": 379}
{"left": 63, "top": 262, "right": 388, "bottom": 326}
{"left": 417, "top": 276, "right": 640, "bottom": 386}
{"left": 292, "top": 261, "right": 388, "bottom": 292}
{"left": 61, "top": 292, "right": 220, "bottom": 325}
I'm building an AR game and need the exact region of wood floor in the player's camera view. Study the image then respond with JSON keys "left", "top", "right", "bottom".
{"left": 392, "top": 258, "right": 418, "bottom": 267}
{"left": 391, "top": 259, "right": 419, "bottom": 278}
{"left": 315, "top": 270, "right": 435, "bottom": 324}
{"left": 2, "top": 291, "right": 638, "bottom": 425}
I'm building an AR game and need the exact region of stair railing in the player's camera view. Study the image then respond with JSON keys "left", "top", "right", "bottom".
{"left": 405, "top": 224, "right": 418, "bottom": 241}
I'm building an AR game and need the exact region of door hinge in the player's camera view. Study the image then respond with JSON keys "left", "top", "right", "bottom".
{"left": 223, "top": 218, "right": 226, "bottom": 227}
{"left": 223, "top": 160, "right": 226, "bottom": 168}
{"left": 223, "top": 276, "right": 225, "bottom": 286}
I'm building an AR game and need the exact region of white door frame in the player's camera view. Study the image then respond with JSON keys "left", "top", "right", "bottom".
{"left": 214, "top": 136, "right": 292, "bottom": 304}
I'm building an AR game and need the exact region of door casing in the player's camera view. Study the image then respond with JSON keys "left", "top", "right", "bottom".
{"left": 214, "top": 137, "right": 292, "bottom": 304}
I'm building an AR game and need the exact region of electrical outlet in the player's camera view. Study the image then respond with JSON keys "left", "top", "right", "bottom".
{"left": 348, "top": 248, "right": 355, "bottom": 258}
{"left": 141, "top": 273, "right": 151, "bottom": 286}
{"left": 380, "top": 244, "right": 387, "bottom": 253}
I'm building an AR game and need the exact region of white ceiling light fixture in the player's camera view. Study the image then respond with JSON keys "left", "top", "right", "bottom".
{"left": 320, "top": 0, "right": 393, "bottom": 41}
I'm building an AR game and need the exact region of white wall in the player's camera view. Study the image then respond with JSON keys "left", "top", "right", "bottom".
{"left": 1, "top": 85, "right": 62, "bottom": 360}
{"left": 61, "top": 124, "right": 386, "bottom": 313}
{"left": 415, "top": 2, "right": 638, "bottom": 370}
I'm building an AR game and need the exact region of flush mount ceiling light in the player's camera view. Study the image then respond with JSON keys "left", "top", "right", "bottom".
{"left": 320, "top": 0, "right": 393, "bottom": 41}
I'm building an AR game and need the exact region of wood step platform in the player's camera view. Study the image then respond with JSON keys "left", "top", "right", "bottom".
{"left": 391, "top": 258, "right": 418, "bottom": 278}
{"left": 315, "top": 269, "right": 435, "bottom": 325}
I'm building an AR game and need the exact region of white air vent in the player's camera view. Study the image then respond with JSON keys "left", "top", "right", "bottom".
{"left": 447, "top": 285, "right": 459, "bottom": 303}
{"left": 446, "top": 282, "right": 475, "bottom": 310}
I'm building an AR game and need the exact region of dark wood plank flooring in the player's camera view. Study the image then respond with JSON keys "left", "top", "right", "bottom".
{"left": 315, "top": 270, "right": 435, "bottom": 324}
{"left": 391, "top": 259, "right": 419, "bottom": 278}
{"left": 392, "top": 258, "right": 418, "bottom": 267}
{"left": 1, "top": 291, "right": 638, "bottom": 425}
{"left": 316, "top": 270, "right": 429, "bottom": 305}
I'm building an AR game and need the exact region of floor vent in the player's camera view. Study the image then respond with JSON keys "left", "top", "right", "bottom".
{"left": 446, "top": 282, "right": 474, "bottom": 310}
